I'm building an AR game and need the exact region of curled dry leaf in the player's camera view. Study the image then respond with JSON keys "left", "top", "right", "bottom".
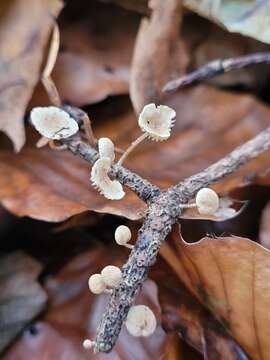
{"left": 161, "top": 227, "right": 270, "bottom": 360}
{"left": 130, "top": 0, "right": 188, "bottom": 113}
{"left": 153, "top": 250, "right": 248, "bottom": 359}
{"left": 47, "top": 2, "right": 139, "bottom": 107}
{"left": 0, "top": 0, "right": 63, "bottom": 152}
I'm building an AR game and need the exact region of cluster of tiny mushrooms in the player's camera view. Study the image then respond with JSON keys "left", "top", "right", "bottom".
{"left": 30, "top": 103, "right": 226, "bottom": 350}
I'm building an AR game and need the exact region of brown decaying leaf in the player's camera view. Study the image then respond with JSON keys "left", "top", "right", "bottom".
{"left": 3, "top": 247, "right": 178, "bottom": 360}
{"left": 130, "top": 0, "right": 188, "bottom": 113}
{"left": 161, "top": 227, "right": 270, "bottom": 360}
{"left": 0, "top": 0, "right": 63, "bottom": 152}
{"left": 31, "top": 2, "right": 140, "bottom": 108}
{"left": 154, "top": 261, "right": 248, "bottom": 360}
{"left": 0, "top": 252, "right": 47, "bottom": 352}
{"left": 2, "top": 84, "right": 270, "bottom": 221}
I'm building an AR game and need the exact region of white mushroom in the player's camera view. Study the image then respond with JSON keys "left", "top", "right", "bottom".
{"left": 31, "top": 106, "right": 79, "bottom": 139}
{"left": 195, "top": 188, "right": 219, "bottom": 215}
{"left": 115, "top": 225, "right": 133, "bottom": 249}
{"left": 138, "top": 103, "right": 176, "bottom": 141}
{"left": 125, "top": 305, "right": 157, "bottom": 337}
{"left": 118, "top": 103, "right": 176, "bottom": 165}
{"left": 91, "top": 158, "right": 125, "bottom": 200}
{"left": 88, "top": 274, "right": 106, "bottom": 294}
{"left": 101, "top": 265, "right": 122, "bottom": 288}
{"left": 98, "top": 137, "right": 115, "bottom": 163}
{"left": 82, "top": 339, "right": 94, "bottom": 350}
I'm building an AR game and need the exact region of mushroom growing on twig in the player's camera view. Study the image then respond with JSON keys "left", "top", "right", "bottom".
{"left": 91, "top": 158, "right": 125, "bottom": 200}
{"left": 118, "top": 103, "right": 176, "bottom": 165}
{"left": 101, "top": 265, "right": 122, "bottom": 288}
{"left": 115, "top": 225, "right": 133, "bottom": 249}
{"left": 125, "top": 305, "right": 157, "bottom": 337}
{"left": 31, "top": 106, "right": 79, "bottom": 140}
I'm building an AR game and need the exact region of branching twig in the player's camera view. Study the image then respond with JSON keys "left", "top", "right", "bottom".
{"left": 64, "top": 137, "right": 161, "bottom": 203}
{"left": 60, "top": 111, "right": 270, "bottom": 352}
{"left": 163, "top": 52, "right": 270, "bottom": 92}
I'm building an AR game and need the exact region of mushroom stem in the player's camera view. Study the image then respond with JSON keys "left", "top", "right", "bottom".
{"left": 124, "top": 244, "right": 134, "bottom": 249}
{"left": 117, "top": 132, "right": 148, "bottom": 165}
{"left": 178, "top": 203, "right": 197, "bottom": 208}
{"left": 104, "top": 289, "right": 113, "bottom": 294}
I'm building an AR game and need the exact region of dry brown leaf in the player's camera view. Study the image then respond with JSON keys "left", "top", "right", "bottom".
{"left": 183, "top": 0, "right": 270, "bottom": 44}
{"left": 161, "top": 228, "right": 270, "bottom": 360}
{"left": 130, "top": 0, "right": 188, "bottom": 113}
{"left": 1, "top": 85, "right": 270, "bottom": 221}
{"left": 3, "top": 247, "right": 176, "bottom": 360}
{"left": 0, "top": 147, "right": 146, "bottom": 222}
{"left": 152, "top": 249, "right": 248, "bottom": 360}
{"left": 32, "top": 2, "right": 139, "bottom": 108}
{"left": 0, "top": 252, "right": 47, "bottom": 352}
{"left": 0, "top": 0, "right": 63, "bottom": 152}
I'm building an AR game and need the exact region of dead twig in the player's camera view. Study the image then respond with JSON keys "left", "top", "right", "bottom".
{"left": 60, "top": 109, "right": 270, "bottom": 352}
{"left": 163, "top": 52, "right": 270, "bottom": 92}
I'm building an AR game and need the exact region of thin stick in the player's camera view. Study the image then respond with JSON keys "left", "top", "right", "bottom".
{"left": 117, "top": 132, "right": 148, "bottom": 165}
{"left": 163, "top": 52, "right": 270, "bottom": 92}
{"left": 41, "top": 23, "right": 61, "bottom": 106}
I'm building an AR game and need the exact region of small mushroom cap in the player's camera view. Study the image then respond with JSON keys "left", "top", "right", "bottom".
{"left": 101, "top": 265, "right": 122, "bottom": 288}
{"left": 88, "top": 273, "right": 106, "bottom": 294}
{"left": 138, "top": 103, "right": 176, "bottom": 141}
{"left": 125, "top": 305, "right": 157, "bottom": 337}
{"left": 91, "top": 157, "right": 125, "bottom": 200}
{"left": 83, "top": 339, "right": 94, "bottom": 349}
{"left": 31, "top": 106, "right": 79, "bottom": 140}
{"left": 195, "top": 187, "right": 219, "bottom": 215}
{"left": 115, "top": 225, "right": 132, "bottom": 245}
{"left": 98, "top": 137, "right": 115, "bottom": 163}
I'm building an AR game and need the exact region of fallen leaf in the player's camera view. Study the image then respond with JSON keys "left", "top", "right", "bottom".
{"left": 0, "top": 0, "right": 63, "bottom": 151}
{"left": 130, "top": 0, "right": 188, "bottom": 113}
{"left": 183, "top": 0, "right": 270, "bottom": 44}
{"left": 31, "top": 2, "right": 140, "bottom": 108}
{"left": 0, "top": 251, "right": 47, "bottom": 352}
{"left": 153, "top": 247, "right": 248, "bottom": 360}
{"left": 0, "top": 146, "right": 146, "bottom": 222}
{"left": 161, "top": 227, "right": 270, "bottom": 360}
